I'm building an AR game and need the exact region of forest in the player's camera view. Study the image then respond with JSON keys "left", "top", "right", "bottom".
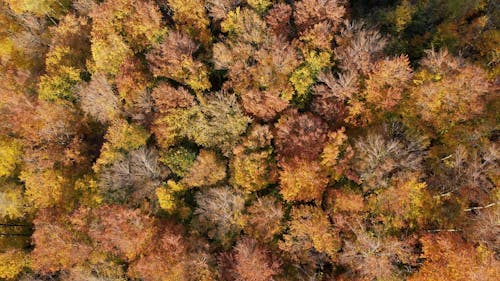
{"left": 0, "top": 0, "right": 498, "bottom": 280}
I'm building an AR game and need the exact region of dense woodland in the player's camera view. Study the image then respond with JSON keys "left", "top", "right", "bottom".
{"left": 0, "top": 0, "right": 499, "bottom": 280}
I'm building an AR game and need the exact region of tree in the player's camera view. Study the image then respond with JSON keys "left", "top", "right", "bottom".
{"left": 71, "top": 205, "right": 156, "bottom": 261}
{"left": 293, "top": 0, "right": 345, "bottom": 33}
{"left": 160, "top": 146, "right": 197, "bottom": 177}
{"left": 339, "top": 224, "right": 417, "bottom": 280}
{"left": 320, "top": 127, "right": 356, "bottom": 182}
{"left": 206, "top": 0, "right": 242, "bottom": 21}
{"left": 94, "top": 119, "right": 150, "bottom": 169}
{"left": 4, "top": 0, "right": 70, "bottom": 17}
{"left": 0, "top": 250, "right": 29, "bottom": 280}
{"left": 98, "top": 147, "right": 165, "bottom": 204}
{"left": 409, "top": 233, "right": 500, "bottom": 281}
{"left": 116, "top": 56, "right": 153, "bottom": 123}
{"left": 218, "top": 237, "right": 281, "bottom": 281}
{"left": 20, "top": 169, "right": 69, "bottom": 209}
{"left": 90, "top": 32, "right": 132, "bottom": 76}
{"left": 181, "top": 149, "right": 226, "bottom": 188}
{"left": 334, "top": 22, "right": 387, "bottom": 75}
{"left": 194, "top": 186, "right": 246, "bottom": 247}
{"left": 38, "top": 14, "right": 91, "bottom": 101}
{"left": 128, "top": 222, "right": 189, "bottom": 281}
{"left": 189, "top": 93, "right": 251, "bottom": 154}
{"left": 366, "top": 173, "right": 432, "bottom": 232}
{"left": 78, "top": 73, "right": 121, "bottom": 123}
{"left": 244, "top": 196, "right": 284, "bottom": 243}
{"left": 0, "top": 183, "right": 25, "bottom": 220}
{"left": 90, "top": 0, "right": 164, "bottom": 52}
{"left": 265, "top": 3, "right": 292, "bottom": 36}
{"left": 280, "top": 205, "right": 340, "bottom": 266}
{"left": 352, "top": 132, "right": 423, "bottom": 191}
{"left": 230, "top": 124, "right": 277, "bottom": 193}
{"left": 31, "top": 208, "right": 91, "bottom": 274}
{"left": 279, "top": 158, "right": 328, "bottom": 202}
{"left": 166, "top": 0, "right": 211, "bottom": 46}
{"left": 407, "top": 49, "right": 490, "bottom": 132}
{"left": 0, "top": 137, "right": 22, "bottom": 178}
{"left": 364, "top": 55, "right": 413, "bottom": 111}
{"left": 146, "top": 31, "right": 210, "bottom": 93}
{"left": 274, "top": 109, "right": 329, "bottom": 162}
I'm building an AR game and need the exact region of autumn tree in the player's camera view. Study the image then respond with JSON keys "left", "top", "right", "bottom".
{"left": 366, "top": 173, "right": 433, "bottom": 233}
{"left": 230, "top": 124, "right": 277, "bottom": 193}
{"left": 31, "top": 208, "right": 91, "bottom": 274}
{"left": 0, "top": 183, "right": 25, "bottom": 220}
{"left": 0, "top": 250, "right": 29, "bottom": 280}
{"left": 194, "top": 186, "right": 246, "bottom": 247}
{"left": 166, "top": 0, "right": 211, "bottom": 46}
{"left": 77, "top": 73, "right": 121, "bottom": 123}
{"left": 214, "top": 8, "right": 299, "bottom": 120}
{"left": 0, "top": 137, "right": 22, "bottom": 178}
{"left": 274, "top": 109, "right": 329, "bottom": 202}
{"left": 406, "top": 49, "right": 490, "bottom": 132}
{"left": 127, "top": 222, "right": 190, "bottom": 281}
{"left": 352, "top": 132, "right": 423, "bottom": 191}
{"left": 338, "top": 224, "right": 418, "bottom": 280}
{"left": 244, "top": 196, "right": 284, "bottom": 243}
{"left": 181, "top": 149, "right": 227, "bottom": 188}
{"left": 71, "top": 205, "right": 156, "bottom": 261}
{"left": 115, "top": 56, "right": 152, "bottom": 123}
{"left": 146, "top": 31, "right": 210, "bottom": 93}
{"left": 218, "top": 237, "right": 281, "bottom": 281}
{"left": 409, "top": 233, "right": 499, "bottom": 281}
{"left": 38, "top": 14, "right": 90, "bottom": 101}
{"left": 279, "top": 205, "right": 340, "bottom": 266}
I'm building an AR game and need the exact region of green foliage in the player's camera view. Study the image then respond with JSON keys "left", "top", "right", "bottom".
{"left": 160, "top": 146, "right": 197, "bottom": 177}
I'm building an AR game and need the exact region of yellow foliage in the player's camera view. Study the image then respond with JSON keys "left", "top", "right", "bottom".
{"left": 391, "top": 0, "right": 415, "bottom": 32}
{"left": 74, "top": 176, "right": 103, "bottom": 207}
{"left": 38, "top": 66, "right": 81, "bottom": 101}
{"left": 21, "top": 169, "right": 67, "bottom": 208}
{"left": 280, "top": 205, "right": 340, "bottom": 263}
{"left": 179, "top": 57, "right": 211, "bottom": 92}
{"left": 105, "top": 119, "right": 150, "bottom": 152}
{"left": 321, "top": 127, "right": 348, "bottom": 169}
{"left": 368, "top": 173, "right": 430, "bottom": 231}
{"left": 0, "top": 138, "right": 22, "bottom": 178}
{"left": 38, "top": 46, "right": 83, "bottom": 101}
{"left": 231, "top": 149, "right": 275, "bottom": 193}
{"left": 156, "top": 181, "right": 188, "bottom": 215}
{"left": 247, "top": 0, "right": 272, "bottom": 14}
{"left": 279, "top": 160, "right": 328, "bottom": 202}
{"left": 0, "top": 184, "right": 24, "bottom": 219}
{"left": 290, "top": 51, "right": 331, "bottom": 96}
{"left": 221, "top": 7, "right": 241, "bottom": 34}
{"left": 0, "top": 250, "right": 29, "bottom": 280}
{"left": 5, "top": 0, "right": 68, "bottom": 17}
{"left": 91, "top": 33, "right": 132, "bottom": 76}
{"left": 167, "top": 0, "right": 211, "bottom": 46}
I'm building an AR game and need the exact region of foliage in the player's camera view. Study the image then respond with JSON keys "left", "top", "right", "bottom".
{"left": 181, "top": 149, "right": 227, "bottom": 188}
{"left": 219, "top": 237, "right": 281, "bottom": 281}
{"left": 409, "top": 233, "right": 500, "bottom": 281}
{"left": 147, "top": 31, "right": 210, "bottom": 93}
{"left": 0, "top": 250, "right": 29, "bottom": 280}
{"left": 0, "top": 0, "right": 498, "bottom": 279}
{"left": 280, "top": 205, "right": 340, "bottom": 265}
{"left": 0, "top": 137, "right": 22, "bottom": 178}
{"left": 194, "top": 186, "right": 246, "bottom": 246}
